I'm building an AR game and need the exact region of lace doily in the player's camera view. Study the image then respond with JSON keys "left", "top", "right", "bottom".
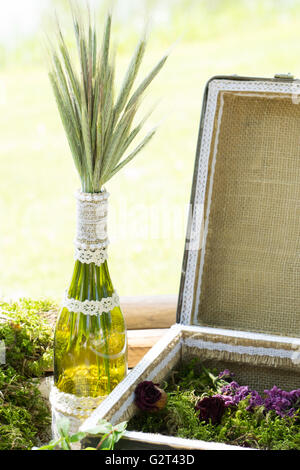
{"left": 52, "top": 407, "right": 82, "bottom": 438}
{"left": 74, "top": 190, "right": 110, "bottom": 266}
{"left": 62, "top": 291, "right": 120, "bottom": 316}
{"left": 50, "top": 385, "right": 104, "bottom": 418}
{"left": 76, "top": 191, "right": 110, "bottom": 203}
{"left": 74, "top": 242, "right": 109, "bottom": 265}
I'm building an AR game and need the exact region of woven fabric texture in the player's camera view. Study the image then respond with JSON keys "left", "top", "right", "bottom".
{"left": 197, "top": 91, "right": 300, "bottom": 337}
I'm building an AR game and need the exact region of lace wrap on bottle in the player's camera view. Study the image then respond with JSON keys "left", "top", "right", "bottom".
{"left": 62, "top": 291, "right": 120, "bottom": 316}
{"left": 50, "top": 385, "right": 105, "bottom": 437}
{"left": 74, "top": 190, "right": 109, "bottom": 266}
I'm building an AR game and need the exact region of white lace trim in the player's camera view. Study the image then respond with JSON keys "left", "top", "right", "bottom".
{"left": 75, "top": 190, "right": 108, "bottom": 242}
{"left": 74, "top": 190, "right": 110, "bottom": 266}
{"left": 74, "top": 240, "right": 109, "bottom": 250}
{"left": 76, "top": 190, "right": 110, "bottom": 202}
{"left": 184, "top": 337, "right": 297, "bottom": 360}
{"left": 52, "top": 407, "right": 82, "bottom": 438}
{"left": 62, "top": 291, "right": 120, "bottom": 316}
{"left": 74, "top": 245, "right": 109, "bottom": 265}
{"left": 180, "top": 79, "right": 300, "bottom": 326}
{"left": 50, "top": 385, "right": 104, "bottom": 418}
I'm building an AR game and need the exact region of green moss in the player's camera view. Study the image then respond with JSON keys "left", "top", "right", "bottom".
{"left": 0, "top": 299, "right": 55, "bottom": 450}
{"left": 128, "top": 360, "right": 300, "bottom": 450}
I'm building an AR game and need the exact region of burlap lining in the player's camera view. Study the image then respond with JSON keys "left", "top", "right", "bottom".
{"left": 195, "top": 91, "right": 300, "bottom": 337}
{"left": 103, "top": 328, "right": 299, "bottom": 424}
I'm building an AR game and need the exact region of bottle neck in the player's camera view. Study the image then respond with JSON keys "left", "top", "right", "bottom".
{"left": 74, "top": 190, "right": 110, "bottom": 267}
{"left": 67, "top": 260, "right": 114, "bottom": 301}
{"left": 67, "top": 189, "right": 114, "bottom": 301}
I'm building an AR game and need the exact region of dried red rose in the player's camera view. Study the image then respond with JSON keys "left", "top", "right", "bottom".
{"left": 134, "top": 381, "right": 167, "bottom": 412}
{"left": 195, "top": 396, "right": 225, "bottom": 425}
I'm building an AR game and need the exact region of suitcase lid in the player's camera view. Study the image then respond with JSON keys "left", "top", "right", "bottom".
{"left": 177, "top": 74, "right": 300, "bottom": 338}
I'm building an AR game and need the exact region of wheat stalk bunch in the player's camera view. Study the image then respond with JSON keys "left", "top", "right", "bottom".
{"left": 48, "top": 9, "right": 168, "bottom": 193}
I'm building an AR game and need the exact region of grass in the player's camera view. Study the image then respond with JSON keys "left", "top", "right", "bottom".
{"left": 1, "top": 3, "right": 300, "bottom": 300}
{"left": 0, "top": 298, "right": 53, "bottom": 449}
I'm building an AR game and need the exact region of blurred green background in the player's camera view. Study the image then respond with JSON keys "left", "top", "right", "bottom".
{"left": 1, "top": 0, "right": 300, "bottom": 301}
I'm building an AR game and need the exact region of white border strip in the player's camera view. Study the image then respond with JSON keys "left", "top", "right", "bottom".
{"left": 180, "top": 324, "right": 300, "bottom": 346}
{"left": 185, "top": 337, "right": 296, "bottom": 360}
{"left": 122, "top": 430, "right": 251, "bottom": 450}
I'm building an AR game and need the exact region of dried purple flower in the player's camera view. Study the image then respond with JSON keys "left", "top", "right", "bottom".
{"left": 218, "top": 379, "right": 300, "bottom": 417}
{"left": 134, "top": 381, "right": 167, "bottom": 412}
{"left": 195, "top": 396, "right": 225, "bottom": 425}
{"left": 263, "top": 386, "right": 300, "bottom": 418}
{"left": 218, "top": 381, "right": 263, "bottom": 410}
{"left": 218, "top": 369, "right": 235, "bottom": 380}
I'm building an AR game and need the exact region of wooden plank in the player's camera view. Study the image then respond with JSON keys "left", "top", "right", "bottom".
{"left": 127, "top": 328, "right": 168, "bottom": 368}
{"left": 121, "top": 294, "right": 177, "bottom": 330}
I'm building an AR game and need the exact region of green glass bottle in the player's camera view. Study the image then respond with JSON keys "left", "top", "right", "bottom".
{"left": 48, "top": 9, "right": 168, "bottom": 433}
{"left": 53, "top": 191, "right": 127, "bottom": 411}
{"left": 54, "top": 262, "right": 127, "bottom": 398}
